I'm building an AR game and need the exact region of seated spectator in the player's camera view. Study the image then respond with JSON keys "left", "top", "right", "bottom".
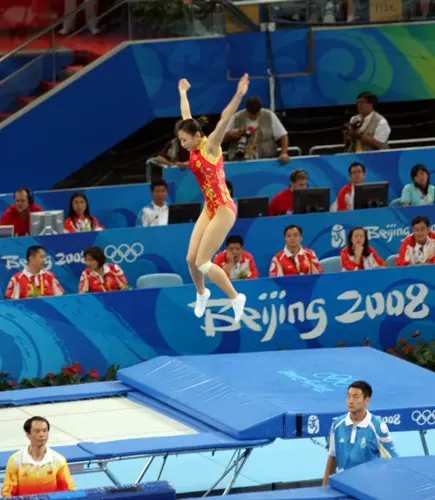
{"left": 146, "top": 120, "right": 190, "bottom": 180}
{"left": 79, "top": 246, "right": 128, "bottom": 293}
{"left": 213, "top": 235, "right": 258, "bottom": 280}
{"left": 64, "top": 192, "right": 104, "bottom": 233}
{"left": 332, "top": 162, "right": 366, "bottom": 211}
{"left": 269, "top": 224, "right": 322, "bottom": 277}
{"left": 224, "top": 96, "right": 289, "bottom": 163}
{"left": 400, "top": 164, "right": 435, "bottom": 206}
{"left": 268, "top": 169, "right": 308, "bottom": 216}
{"left": 0, "top": 187, "right": 43, "bottom": 236}
{"left": 396, "top": 215, "right": 435, "bottom": 266}
{"left": 5, "top": 246, "right": 64, "bottom": 299}
{"left": 138, "top": 180, "right": 169, "bottom": 227}
{"left": 343, "top": 92, "right": 390, "bottom": 152}
{"left": 340, "top": 227, "right": 385, "bottom": 271}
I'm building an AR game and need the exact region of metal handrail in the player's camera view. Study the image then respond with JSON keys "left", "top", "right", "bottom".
{"left": 308, "top": 137, "right": 435, "bottom": 155}
{"left": 0, "top": 0, "right": 96, "bottom": 65}
{"left": 0, "top": 0, "right": 129, "bottom": 87}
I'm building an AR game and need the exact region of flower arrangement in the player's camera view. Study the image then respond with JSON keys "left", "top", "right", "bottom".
{"left": 335, "top": 331, "right": 434, "bottom": 372}
{"left": 0, "top": 362, "right": 119, "bottom": 391}
{"left": 386, "top": 332, "right": 435, "bottom": 372}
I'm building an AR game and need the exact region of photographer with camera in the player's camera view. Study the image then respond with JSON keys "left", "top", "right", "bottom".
{"left": 343, "top": 92, "right": 390, "bottom": 153}
{"left": 224, "top": 97, "right": 289, "bottom": 163}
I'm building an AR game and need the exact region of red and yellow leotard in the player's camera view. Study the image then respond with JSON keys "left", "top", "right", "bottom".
{"left": 189, "top": 137, "right": 237, "bottom": 219}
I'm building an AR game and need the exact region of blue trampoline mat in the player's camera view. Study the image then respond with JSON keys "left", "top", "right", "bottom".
{"left": 330, "top": 456, "right": 435, "bottom": 500}
{"left": 185, "top": 487, "right": 349, "bottom": 499}
{"left": 118, "top": 348, "right": 435, "bottom": 439}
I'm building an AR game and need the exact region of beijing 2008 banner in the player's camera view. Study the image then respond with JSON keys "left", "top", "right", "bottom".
{"left": 1, "top": 265, "right": 434, "bottom": 381}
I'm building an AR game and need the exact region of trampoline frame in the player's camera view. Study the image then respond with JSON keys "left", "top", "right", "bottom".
{"left": 0, "top": 444, "right": 258, "bottom": 497}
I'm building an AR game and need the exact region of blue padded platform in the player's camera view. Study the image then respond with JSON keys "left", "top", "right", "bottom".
{"left": 0, "top": 445, "right": 94, "bottom": 471}
{"left": 117, "top": 348, "right": 435, "bottom": 439}
{"left": 185, "top": 487, "right": 349, "bottom": 499}
{"left": 118, "top": 357, "right": 284, "bottom": 440}
{"left": 329, "top": 456, "right": 435, "bottom": 500}
{"left": 0, "top": 381, "right": 130, "bottom": 406}
{"left": 79, "top": 431, "right": 268, "bottom": 459}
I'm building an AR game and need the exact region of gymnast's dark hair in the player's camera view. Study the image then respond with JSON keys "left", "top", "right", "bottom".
{"left": 347, "top": 226, "right": 370, "bottom": 258}
{"left": 176, "top": 116, "right": 208, "bottom": 137}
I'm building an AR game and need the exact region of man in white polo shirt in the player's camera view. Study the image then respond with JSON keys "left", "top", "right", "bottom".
{"left": 322, "top": 381, "right": 397, "bottom": 486}
{"left": 138, "top": 180, "right": 169, "bottom": 227}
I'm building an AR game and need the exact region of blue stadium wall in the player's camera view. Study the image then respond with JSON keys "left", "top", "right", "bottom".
{"left": 1, "top": 24, "right": 435, "bottom": 192}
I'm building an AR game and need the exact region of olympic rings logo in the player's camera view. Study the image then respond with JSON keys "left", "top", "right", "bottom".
{"left": 104, "top": 243, "right": 144, "bottom": 264}
{"left": 312, "top": 373, "right": 354, "bottom": 387}
{"left": 411, "top": 409, "right": 435, "bottom": 426}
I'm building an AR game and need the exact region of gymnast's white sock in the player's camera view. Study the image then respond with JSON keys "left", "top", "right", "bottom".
{"left": 194, "top": 288, "right": 211, "bottom": 318}
{"left": 231, "top": 293, "right": 246, "bottom": 324}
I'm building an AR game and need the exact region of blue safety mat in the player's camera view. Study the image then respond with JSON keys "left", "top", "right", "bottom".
{"left": 118, "top": 348, "right": 435, "bottom": 439}
{"left": 118, "top": 357, "right": 284, "bottom": 440}
{"left": 329, "top": 456, "right": 435, "bottom": 500}
{"left": 79, "top": 431, "right": 268, "bottom": 459}
{"left": 0, "top": 381, "right": 130, "bottom": 406}
{"left": 185, "top": 487, "right": 349, "bottom": 499}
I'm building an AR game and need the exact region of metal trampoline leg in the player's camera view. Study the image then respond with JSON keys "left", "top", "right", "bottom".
{"left": 420, "top": 430, "right": 430, "bottom": 456}
{"left": 101, "top": 462, "right": 121, "bottom": 487}
{"left": 135, "top": 456, "right": 155, "bottom": 484}
{"left": 222, "top": 448, "right": 253, "bottom": 495}
{"left": 202, "top": 448, "right": 253, "bottom": 497}
{"left": 157, "top": 454, "right": 168, "bottom": 480}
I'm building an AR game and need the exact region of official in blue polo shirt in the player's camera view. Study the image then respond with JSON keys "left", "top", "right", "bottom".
{"left": 322, "top": 380, "right": 398, "bottom": 485}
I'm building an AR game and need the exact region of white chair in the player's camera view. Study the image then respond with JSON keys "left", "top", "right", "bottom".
{"left": 390, "top": 198, "right": 402, "bottom": 207}
{"left": 136, "top": 273, "right": 183, "bottom": 289}
{"left": 320, "top": 256, "right": 341, "bottom": 273}
{"left": 386, "top": 254, "right": 398, "bottom": 267}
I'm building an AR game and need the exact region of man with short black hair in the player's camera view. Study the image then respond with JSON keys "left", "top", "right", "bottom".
{"left": 322, "top": 381, "right": 397, "bottom": 486}
{"left": 5, "top": 245, "right": 64, "bottom": 300}
{"left": 2, "top": 417, "right": 74, "bottom": 497}
{"left": 332, "top": 162, "right": 366, "bottom": 211}
{"left": 269, "top": 224, "right": 322, "bottom": 276}
{"left": 213, "top": 235, "right": 258, "bottom": 280}
{"left": 344, "top": 92, "right": 390, "bottom": 152}
{"left": 396, "top": 215, "right": 435, "bottom": 266}
{"left": 138, "top": 180, "right": 169, "bottom": 227}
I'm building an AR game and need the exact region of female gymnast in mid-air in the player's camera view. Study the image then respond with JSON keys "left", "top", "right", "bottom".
{"left": 177, "top": 73, "right": 250, "bottom": 323}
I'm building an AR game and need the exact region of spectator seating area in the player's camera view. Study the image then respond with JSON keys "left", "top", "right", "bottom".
{"left": 0, "top": 146, "right": 434, "bottom": 296}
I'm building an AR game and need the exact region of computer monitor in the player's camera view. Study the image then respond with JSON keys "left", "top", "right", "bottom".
{"left": 168, "top": 202, "right": 201, "bottom": 224}
{"left": 0, "top": 225, "right": 14, "bottom": 238}
{"left": 30, "top": 211, "right": 64, "bottom": 236}
{"left": 293, "top": 188, "right": 330, "bottom": 214}
{"left": 237, "top": 197, "right": 269, "bottom": 218}
{"left": 354, "top": 182, "right": 389, "bottom": 210}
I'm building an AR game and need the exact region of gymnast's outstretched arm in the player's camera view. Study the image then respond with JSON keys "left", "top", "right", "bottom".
{"left": 206, "top": 73, "right": 250, "bottom": 158}
{"left": 178, "top": 79, "right": 192, "bottom": 120}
